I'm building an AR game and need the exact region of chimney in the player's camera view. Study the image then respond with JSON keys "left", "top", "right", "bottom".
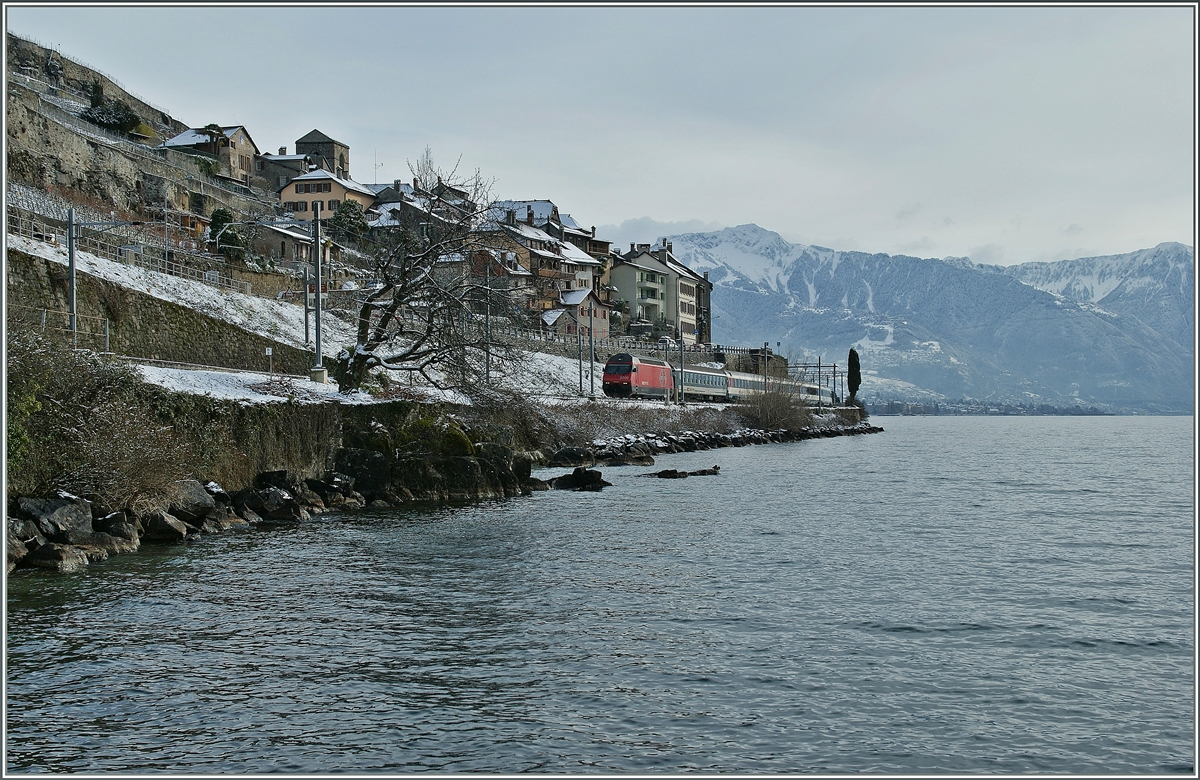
{"left": 506, "top": 209, "right": 516, "bottom": 226}
{"left": 413, "top": 177, "right": 419, "bottom": 191}
{"left": 526, "top": 206, "right": 534, "bottom": 225}
{"left": 666, "top": 242, "right": 673, "bottom": 253}
{"left": 591, "top": 225, "right": 596, "bottom": 237}
{"left": 278, "top": 146, "right": 287, "bottom": 155}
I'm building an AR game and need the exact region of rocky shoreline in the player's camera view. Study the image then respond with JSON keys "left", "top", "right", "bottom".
{"left": 7, "top": 420, "right": 882, "bottom": 574}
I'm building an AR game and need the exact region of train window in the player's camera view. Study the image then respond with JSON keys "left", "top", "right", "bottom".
{"left": 607, "top": 364, "right": 632, "bottom": 375}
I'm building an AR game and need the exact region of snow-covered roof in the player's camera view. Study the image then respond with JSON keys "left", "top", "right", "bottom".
{"left": 559, "top": 213, "right": 583, "bottom": 230}
{"left": 261, "top": 153, "right": 311, "bottom": 163}
{"left": 529, "top": 246, "right": 562, "bottom": 261}
{"left": 502, "top": 222, "right": 557, "bottom": 244}
{"left": 541, "top": 308, "right": 566, "bottom": 326}
{"left": 613, "top": 258, "right": 664, "bottom": 276}
{"left": 284, "top": 168, "right": 376, "bottom": 197}
{"left": 559, "top": 241, "right": 601, "bottom": 266}
{"left": 260, "top": 223, "right": 313, "bottom": 242}
{"left": 495, "top": 199, "right": 556, "bottom": 226}
{"left": 163, "top": 125, "right": 257, "bottom": 153}
{"left": 560, "top": 289, "right": 606, "bottom": 307}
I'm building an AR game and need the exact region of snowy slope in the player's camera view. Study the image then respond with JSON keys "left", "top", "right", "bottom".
{"left": 8, "top": 234, "right": 609, "bottom": 404}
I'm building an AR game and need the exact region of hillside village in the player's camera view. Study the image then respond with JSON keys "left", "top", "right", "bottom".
{"left": 5, "top": 32, "right": 717, "bottom": 369}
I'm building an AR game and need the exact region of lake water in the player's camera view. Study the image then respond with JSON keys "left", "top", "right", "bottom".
{"left": 5, "top": 415, "right": 1194, "bottom": 773}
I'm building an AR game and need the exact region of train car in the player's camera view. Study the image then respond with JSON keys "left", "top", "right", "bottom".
{"left": 602, "top": 353, "right": 674, "bottom": 399}
{"left": 726, "top": 370, "right": 767, "bottom": 401}
{"left": 673, "top": 365, "right": 733, "bottom": 402}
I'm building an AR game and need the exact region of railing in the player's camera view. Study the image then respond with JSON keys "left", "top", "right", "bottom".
{"left": 7, "top": 204, "right": 253, "bottom": 295}
{"left": 7, "top": 304, "right": 111, "bottom": 352}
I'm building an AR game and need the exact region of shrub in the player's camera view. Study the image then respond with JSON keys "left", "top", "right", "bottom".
{"left": 80, "top": 99, "right": 141, "bottom": 134}
{"left": 5, "top": 330, "right": 189, "bottom": 512}
{"left": 735, "top": 388, "right": 813, "bottom": 433}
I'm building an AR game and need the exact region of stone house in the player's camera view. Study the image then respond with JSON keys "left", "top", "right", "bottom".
{"left": 294, "top": 129, "right": 351, "bottom": 179}
{"left": 256, "top": 147, "right": 320, "bottom": 191}
{"left": 162, "top": 125, "right": 260, "bottom": 184}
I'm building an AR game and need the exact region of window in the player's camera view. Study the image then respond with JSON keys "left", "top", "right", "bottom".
{"left": 296, "top": 183, "right": 305, "bottom": 194}
{"left": 296, "top": 201, "right": 307, "bottom": 212}
{"left": 328, "top": 199, "right": 339, "bottom": 210}
{"left": 256, "top": 159, "right": 264, "bottom": 171}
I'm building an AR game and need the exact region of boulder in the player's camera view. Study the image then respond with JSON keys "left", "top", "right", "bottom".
{"left": 237, "top": 506, "right": 264, "bottom": 525}
{"left": 334, "top": 448, "right": 392, "bottom": 499}
{"left": 15, "top": 494, "right": 93, "bottom": 542}
{"left": 168, "top": 479, "right": 218, "bottom": 524}
{"left": 95, "top": 511, "right": 139, "bottom": 542}
{"left": 21, "top": 542, "right": 89, "bottom": 573}
{"left": 525, "top": 477, "right": 550, "bottom": 491}
{"left": 62, "top": 528, "right": 139, "bottom": 555}
{"left": 203, "top": 481, "right": 232, "bottom": 506}
{"left": 290, "top": 483, "right": 325, "bottom": 510}
{"left": 548, "top": 447, "right": 595, "bottom": 468}
{"left": 647, "top": 469, "right": 688, "bottom": 479}
{"left": 476, "top": 442, "right": 514, "bottom": 469}
{"left": 234, "top": 487, "right": 304, "bottom": 522}
{"left": 256, "top": 470, "right": 298, "bottom": 491}
{"left": 511, "top": 452, "right": 534, "bottom": 483}
{"left": 688, "top": 465, "right": 721, "bottom": 476}
{"left": 550, "top": 467, "right": 612, "bottom": 491}
{"left": 140, "top": 511, "right": 190, "bottom": 542}
{"left": 7, "top": 526, "right": 29, "bottom": 572}
{"left": 8, "top": 516, "right": 47, "bottom": 551}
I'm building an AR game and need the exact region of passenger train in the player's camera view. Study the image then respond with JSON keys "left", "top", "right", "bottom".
{"left": 602, "top": 353, "right": 836, "bottom": 405}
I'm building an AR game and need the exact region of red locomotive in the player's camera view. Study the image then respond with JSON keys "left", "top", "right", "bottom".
{"left": 602, "top": 353, "right": 673, "bottom": 399}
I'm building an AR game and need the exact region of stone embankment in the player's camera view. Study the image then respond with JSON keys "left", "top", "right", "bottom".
{"left": 7, "top": 420, "right": 882, "bottom": 573}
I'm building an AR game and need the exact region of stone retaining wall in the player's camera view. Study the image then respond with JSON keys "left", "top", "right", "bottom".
{"left": 6, "top": 247, "right": 314, "bottom": 374}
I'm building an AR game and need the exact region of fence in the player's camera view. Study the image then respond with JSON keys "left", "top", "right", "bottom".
{"left": 7, "top": 203, "right": 253, "bottom": 295}
{"left": 7, "top": 304, "right": 110, "bottom": 352}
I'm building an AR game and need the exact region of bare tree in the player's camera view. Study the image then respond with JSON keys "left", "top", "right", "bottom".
{"left": 332, "top": 149, "right": 523, "bottom": 392}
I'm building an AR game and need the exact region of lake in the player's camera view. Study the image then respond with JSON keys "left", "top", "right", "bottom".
{"left": 5, "top": 415, "right": 1194, "bottom": 772}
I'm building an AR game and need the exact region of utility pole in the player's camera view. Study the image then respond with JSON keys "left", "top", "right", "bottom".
{"left": 763, "top": 341, "right": 769, "bottom": 393}
{"left": 311, "top": 201, "right": 325, "bottom": 381}
{"left": 679, "top": 334, "right": 685, "bottom": 404}
{"left": 485, "top": 260, "right": 491, "bottom": 386}
{"left": 817, "top": 355, "right": 822, "bottom": 410}
{"left": 303, "top": 267, "right": 311, "bottom": 345}
{"left": 577, "top": 321, "right": 583, "bottom": 396}
{"left": 67, "top": 208, "right": 76, "bottom": 342}
{"left": 588, "top": 301, "right": 596, "bottom": 400}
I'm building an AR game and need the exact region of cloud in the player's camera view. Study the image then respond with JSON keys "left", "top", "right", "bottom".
{"left": 1063, "top": 223, "right": 1084, "bottom": 235}
{"left": 895, "top": 202, "right": 922, "bottom": 220}
{"left": 968, "top": 243, "right": 1007, "bottom": 265}
{"left": 897, "top": 236, "right": 937, "bottom": 254}
{"left": 596, "top": 216, "right": 726, "bottom": 249}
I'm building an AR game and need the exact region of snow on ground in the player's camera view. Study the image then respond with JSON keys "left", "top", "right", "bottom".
{"left": 137, "top": 365, "right": 375, "bottom": 405}
{"left": 8, "top": 234, "right": 357, "bottom": 355}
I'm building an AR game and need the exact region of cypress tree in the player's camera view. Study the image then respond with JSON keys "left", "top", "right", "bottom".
{"left": 848, "top": 348, "right": 861, "bottom": 402}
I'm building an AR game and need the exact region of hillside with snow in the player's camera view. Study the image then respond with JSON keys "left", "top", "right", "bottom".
{"left": 668, "top": 225, "right": 1194, "bottom": 413}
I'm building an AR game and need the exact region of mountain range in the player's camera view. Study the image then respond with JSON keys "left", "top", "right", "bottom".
{"left": 666, "top": 225, "right": 1194, "bottom": 413}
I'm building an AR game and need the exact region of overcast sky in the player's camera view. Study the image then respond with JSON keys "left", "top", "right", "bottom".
{"left": 6, "top": 5, "right": 1195, "bottom": 265}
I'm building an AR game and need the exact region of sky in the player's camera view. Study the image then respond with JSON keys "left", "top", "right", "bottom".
{"left": 5, "top": 4, "right": 1196, "bottom": 265}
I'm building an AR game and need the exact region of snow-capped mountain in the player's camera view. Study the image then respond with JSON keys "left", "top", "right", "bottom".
{"left": 667, "top": 225, "right": 1194, "bottom": 413}
{"left": 991, "top": 243, "right": 1194, "bottom": 354}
